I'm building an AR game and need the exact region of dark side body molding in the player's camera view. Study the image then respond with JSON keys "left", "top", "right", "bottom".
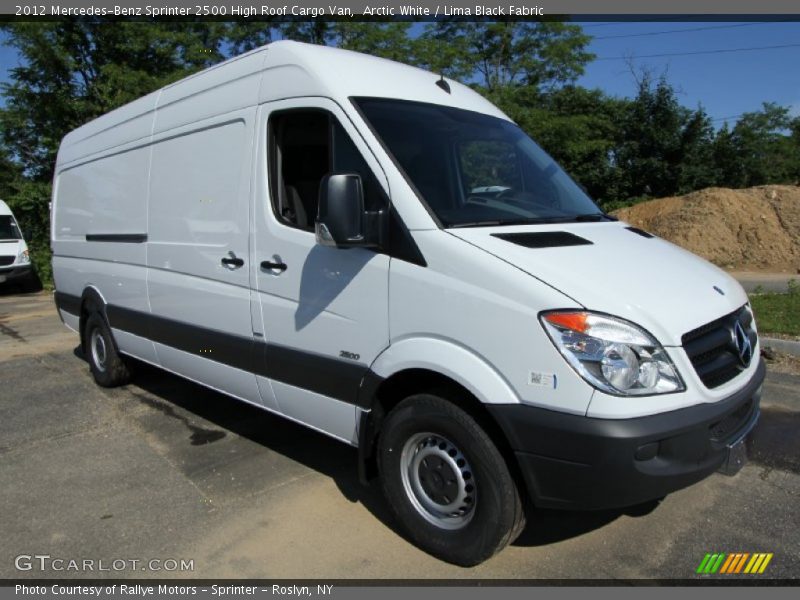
{"left": 85, "top": 233, "right": 148, "bottom": 243}
{"left": 54, "top": 291, "right": 380, "bottom": 409}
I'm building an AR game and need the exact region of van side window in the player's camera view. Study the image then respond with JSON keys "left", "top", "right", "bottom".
{"left": 268, "top": 110, "right": 386, "bottom": 231}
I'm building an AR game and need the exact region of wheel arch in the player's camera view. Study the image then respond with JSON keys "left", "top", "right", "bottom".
{"left": 78, "top": 286, "right": 110, "bottom": 353}
{"left": 358, "top": 339, "right": 526, "bottom": 496}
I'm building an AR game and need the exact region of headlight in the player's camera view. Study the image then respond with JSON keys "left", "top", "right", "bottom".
{"left": 540, "top": 311, "right": 685, "bottom": 396}
{"left": 18, "top": 249, "right": 30, "bottom": 264}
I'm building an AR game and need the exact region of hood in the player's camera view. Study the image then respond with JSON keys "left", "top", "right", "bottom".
{"left": 448, "top": 221, "right": 748, "bottom": 346}
{"left": 0, "top": 239, "right": 24, "bottom": 258}
{"left": 0, "top": 239, "right": 22, "bottom": 250}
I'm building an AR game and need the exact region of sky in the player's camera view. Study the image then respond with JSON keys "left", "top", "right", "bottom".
{"left": 574, "top": 21, "right": 800, "bottom": 126}
{"left": 1, "top": 20, "right": 799, "bottom": 126}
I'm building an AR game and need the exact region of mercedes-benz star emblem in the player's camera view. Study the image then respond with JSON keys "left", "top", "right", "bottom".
{"left": 733, "top": 321, "right": 753, "bottom": 367}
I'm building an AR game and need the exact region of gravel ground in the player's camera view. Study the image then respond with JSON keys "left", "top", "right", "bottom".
{"left": 1, "top": 291, "right": 798, "bottom": 580}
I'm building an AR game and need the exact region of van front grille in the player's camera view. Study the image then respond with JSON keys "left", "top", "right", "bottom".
{"left": 682, "top": 306, "right": 757, "bottom": 389}
{"left": 0, "top": 255, "right": 15, "bottom": 266}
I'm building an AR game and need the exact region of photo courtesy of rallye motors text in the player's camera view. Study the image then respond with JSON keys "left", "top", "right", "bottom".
{"left": 15, "top": 585, "right": 331, "bottom": 596}
{"left": 52, "top": 39, "right": 764, "bottom": 566}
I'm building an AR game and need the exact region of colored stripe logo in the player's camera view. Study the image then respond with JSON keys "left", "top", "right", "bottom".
{"left": 696, "top": 552, "right": 773, "bottom": 574}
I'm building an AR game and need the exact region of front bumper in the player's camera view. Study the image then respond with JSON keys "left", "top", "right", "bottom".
{"left": 0, "top": 264, "right": 32, "bottom": 282}
{"left": 488, "top": 358, "right": 766, "bottom": 510}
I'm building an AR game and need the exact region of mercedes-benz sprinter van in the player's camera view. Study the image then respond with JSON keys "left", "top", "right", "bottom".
{"left": 0, "top": 198, "right": 35, "bottom": 290}
{"left": 52, "top": 41, "right": 764, "bottom": 566}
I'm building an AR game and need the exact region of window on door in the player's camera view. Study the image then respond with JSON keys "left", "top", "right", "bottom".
{"left": 268, "top": 109, "right": 386, "bottom": 231}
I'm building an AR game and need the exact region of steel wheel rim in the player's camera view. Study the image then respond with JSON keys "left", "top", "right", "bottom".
{"left": 90, "top": 328, "right": 107, "bottom": 372}
{"left": 400, "top": 432, "right": 476, "bottom": 530}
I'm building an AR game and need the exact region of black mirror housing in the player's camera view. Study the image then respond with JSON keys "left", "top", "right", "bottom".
{"left": 316, "top": 173, "right": 383, "bottom": 248}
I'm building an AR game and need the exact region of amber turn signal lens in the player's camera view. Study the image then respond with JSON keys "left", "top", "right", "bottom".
{"left": 543, "top": 312, "right": 589, "bottom": 333}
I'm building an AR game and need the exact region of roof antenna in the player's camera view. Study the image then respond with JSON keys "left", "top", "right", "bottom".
{"left": 436, "top": 74, "right": 451, "bottom": 94}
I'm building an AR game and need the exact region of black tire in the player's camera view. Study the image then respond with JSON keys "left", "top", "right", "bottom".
{"left": 83, "top": 311, "right": 132, "bottom": 387}
{"left": 19, "top": 273, "right": 42, "bottom": 294}
{"left": 378, "top": 394, "right": 526, "bottom": 566}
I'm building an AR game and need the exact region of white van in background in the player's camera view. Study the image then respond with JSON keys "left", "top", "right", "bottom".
{"left": 0, "top": 198, "right": 35, "bottom": 290}
{"left": 52, "top": 41, "right": 764, "bottom": 566}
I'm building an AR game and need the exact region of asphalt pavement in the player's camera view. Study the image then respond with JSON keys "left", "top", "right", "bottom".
{"left": 1, "top": 291, "right": 798, "bottom": 580}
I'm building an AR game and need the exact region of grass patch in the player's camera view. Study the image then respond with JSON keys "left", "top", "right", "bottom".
{"left": 749, "top": 280, "right": 800, "bottom": 337}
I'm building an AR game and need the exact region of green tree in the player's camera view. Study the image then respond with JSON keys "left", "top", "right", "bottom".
{"left": 675, "top": 107, "right": 716, "bottom": 194}
{"left": 0, "top": 142, "right": 21, "bottom": 201}
{"left": 1, "top": 21, "right": 227, "bottom": 180}
{"left": 277, "top": 20, "right": 329, "bottom": 45}
{"left": 417, "top": 22, "right": 594, "bottom": 92}
{"left": 613, "top": 74, "right": 715, "bottom": 201}
{"left": 720, "top": 103, "right": 800, "bottom": 187}
{"left": 226, "top": 22, "right": 275, "bottom": 54}
{"left": 712, "top": 123, "right": 739, "bottom": 187}
{"left": 327, "top": 22, "right": 413, "bottom": 62}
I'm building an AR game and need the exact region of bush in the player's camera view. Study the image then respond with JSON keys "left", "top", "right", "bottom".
{"left": 5, "top": 180, "right": 53, "bottom": 287}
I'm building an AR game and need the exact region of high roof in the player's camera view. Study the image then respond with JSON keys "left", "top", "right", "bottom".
{"left": 57, "top": 41, "right": 509, "bottom": 168}
{"left": 261, "top": 41, "right": 507, "bottom": 117}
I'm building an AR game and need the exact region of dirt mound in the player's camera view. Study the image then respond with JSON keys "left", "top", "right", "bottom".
{"left": 612, "top": 185, "right": 800, "bottom": 272}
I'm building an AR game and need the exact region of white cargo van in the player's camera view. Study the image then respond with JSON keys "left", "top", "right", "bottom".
{"left": 52, "top": 41, "right": 764, "bottom": 566}
{"left": 0, "top": 198, "right": 35, "bottom": 290}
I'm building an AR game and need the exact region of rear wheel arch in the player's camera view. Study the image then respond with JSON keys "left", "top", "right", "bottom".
{"left": 78, "top": 288, "right": 132, "bottom": 387}
{"left": 78, "top": 286, "right": 110, "bottom": 353}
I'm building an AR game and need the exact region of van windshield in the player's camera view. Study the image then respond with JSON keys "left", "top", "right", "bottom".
{"left": 354, "top": 98, "right": 605, "bottom": 228}
{"left": 0, "top": 215, "right": 22, "bottom": 240}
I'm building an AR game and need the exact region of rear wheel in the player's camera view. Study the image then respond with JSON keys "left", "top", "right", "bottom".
{"left": 84, "top": 311, "right": 132, "bottom": 387}
{"left": 378, "top": 393, "right": 525, "bottom": 566}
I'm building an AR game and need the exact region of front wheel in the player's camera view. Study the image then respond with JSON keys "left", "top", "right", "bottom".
{"left": 378, "top": 394, "right": 526, "bottom": 566}
{"left": 19, "top": 272, "right": 42, "bottom": 293}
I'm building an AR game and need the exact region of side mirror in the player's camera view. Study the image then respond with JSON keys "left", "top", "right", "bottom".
{"left": 316, "top": 173, "right": 380, "bottom": 248}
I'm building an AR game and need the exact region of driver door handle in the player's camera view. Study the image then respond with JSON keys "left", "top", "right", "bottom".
{"left": 221, "top": 255, "right": 244, "bottom": 268}
{"left": 261, "top": 260, "right": 287, "bottom": 272}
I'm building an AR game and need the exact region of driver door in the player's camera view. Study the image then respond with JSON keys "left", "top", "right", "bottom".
{"left": 251, "top": 98, "right": 391, "bottom": 444}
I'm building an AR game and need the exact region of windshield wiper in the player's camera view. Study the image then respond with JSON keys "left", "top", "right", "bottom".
{"left": 449, "top": 218, "right": 534, "bottom": 228}
{"left": 564, "top": 213, "right": 617, "bottom": 222}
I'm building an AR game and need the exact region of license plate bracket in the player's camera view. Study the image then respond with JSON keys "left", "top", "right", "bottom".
{"left": 718, "top": 437, "right": 748, "bottom": 476}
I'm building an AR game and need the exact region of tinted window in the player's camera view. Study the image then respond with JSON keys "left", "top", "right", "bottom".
{"left": 268, "top": 110, "right": 386, "bottom": 231}
{"left": 0, "top": 216, "right": 21, "bottom": 240}
{"left": 355, "top": 98, "right": 604, "bottom": 228}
